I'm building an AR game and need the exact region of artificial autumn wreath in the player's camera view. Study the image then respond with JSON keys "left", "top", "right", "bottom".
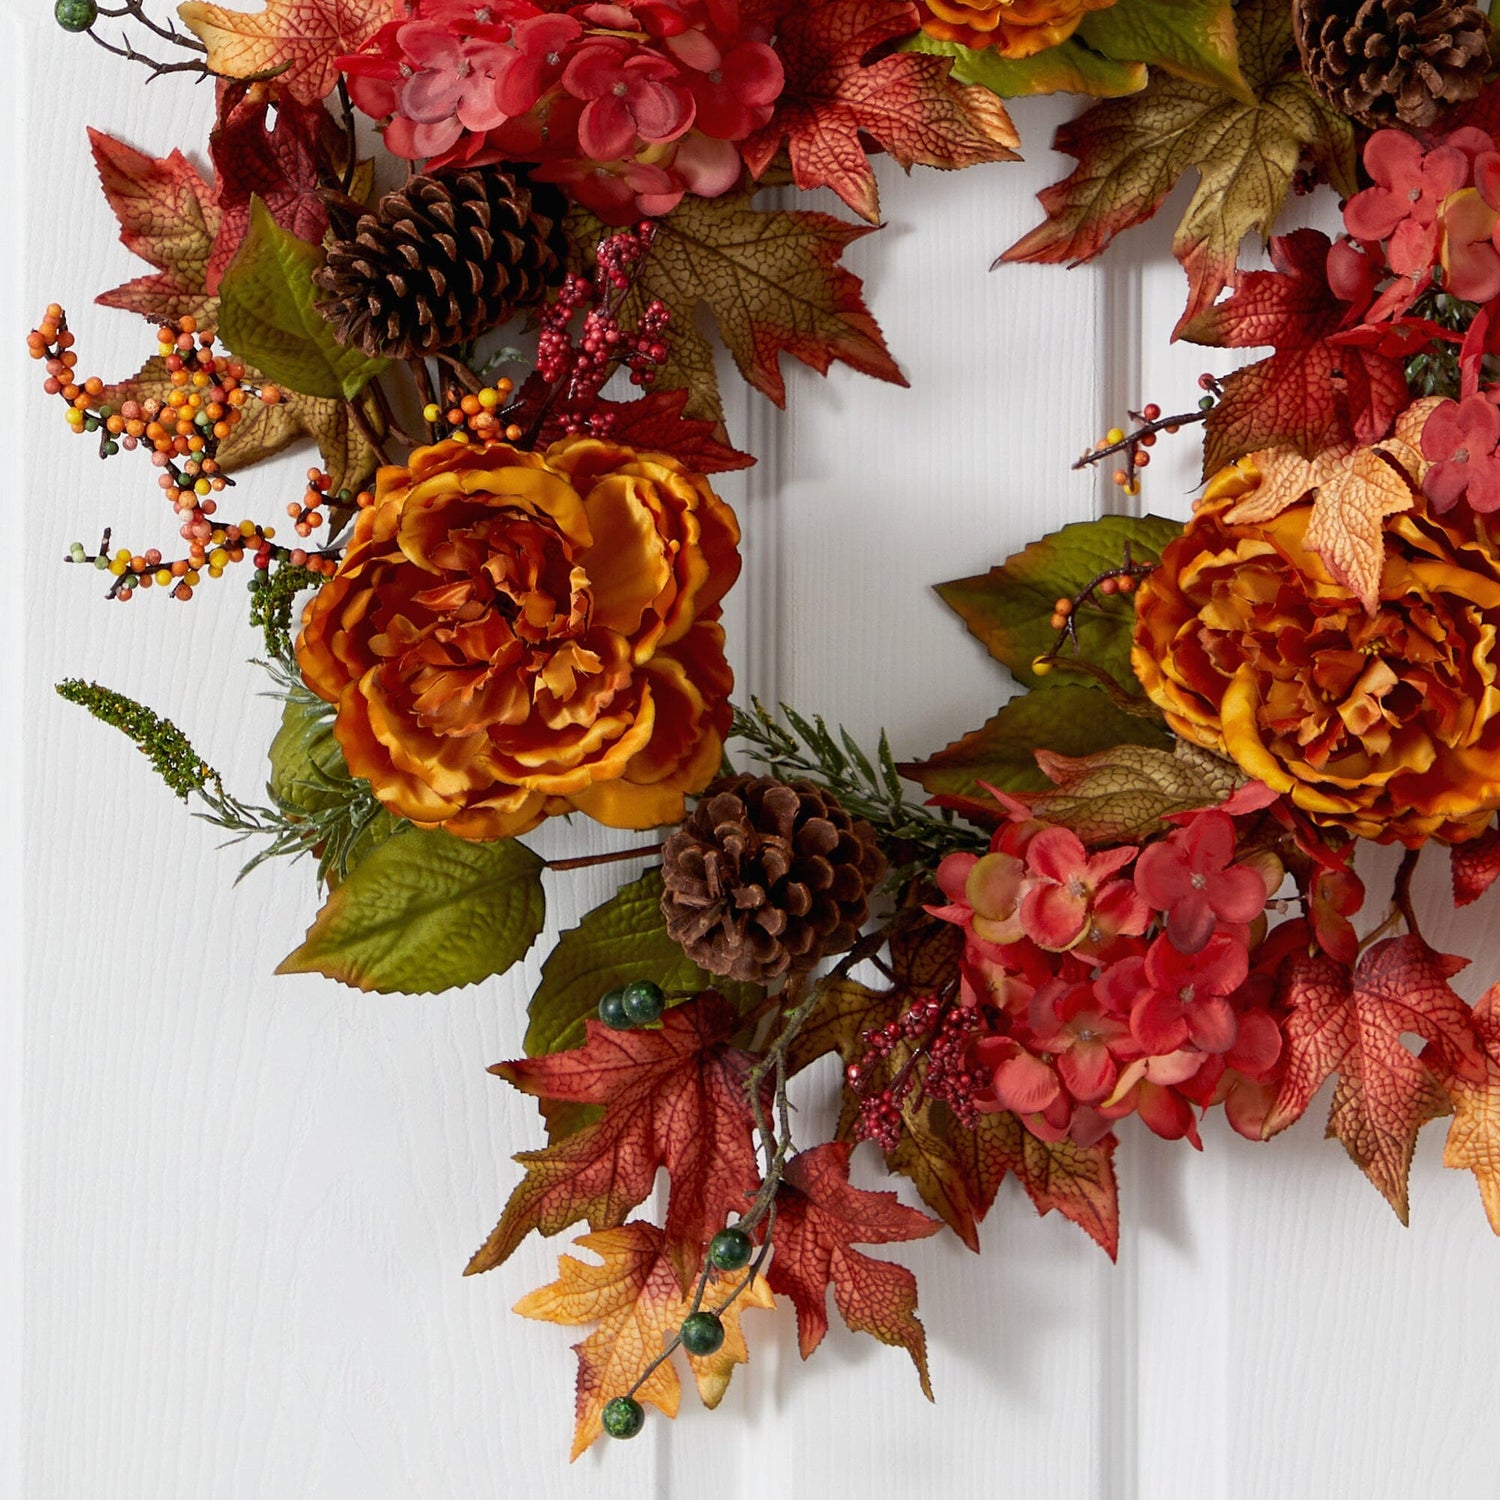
{"left": 33, "top": 0, "right": 1500, "bottom": 1460}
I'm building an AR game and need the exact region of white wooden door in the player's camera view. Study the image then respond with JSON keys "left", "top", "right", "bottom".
{"left": 12, "top": 5, "right": 1500, "bottom": 1494}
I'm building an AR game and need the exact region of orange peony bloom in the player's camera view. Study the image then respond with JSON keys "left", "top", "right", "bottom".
{"left": 918, "top": 0, "right": 1117, "bottom": 55}
{"left": 296, "top": 436, "right": 741, "bottom": 841}
{"left": 1132, "top": 455, "right": 1500, "bottom": 846}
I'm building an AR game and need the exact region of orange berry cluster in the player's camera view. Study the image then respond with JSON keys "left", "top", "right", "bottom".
{"left": 421, "top": 379, "right": 523, "bottom": 445}
{"left": 32, "top": 306, "right": 344, "bottom": 602}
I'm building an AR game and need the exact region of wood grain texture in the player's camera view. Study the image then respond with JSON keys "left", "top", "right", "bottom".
{"left": 14, "top": 16, "right": 1500, "bottom": 1497}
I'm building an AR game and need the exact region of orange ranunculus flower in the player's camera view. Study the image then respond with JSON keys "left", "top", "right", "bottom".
{"left": 296, "top": 436, "right": 741, "bottom": 841}
{"left": 1132, "top": 455, "right": 1500, "bottom": 847}
{"left": 918, "top": 0, "right": 1117, "bottom": 55}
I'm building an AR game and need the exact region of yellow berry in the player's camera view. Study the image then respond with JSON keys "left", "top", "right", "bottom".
{"left": 1032, "top": 655, "right": 1053, "bottom": 676}
{"left": 1106, "top": 427, "right": 1125, "bottom": 445}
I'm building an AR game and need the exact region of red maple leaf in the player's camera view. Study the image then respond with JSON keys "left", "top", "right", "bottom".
{"left": 989, "top": 1113, "right": 1120, "bottom": 1259}
{"left": 89, "top": 127, "right": 221, "bottom": 326}
{"left": 1453, "top": 824, "right": 1500, "bottom": 908}
{"left": 1265, "top": 937, "right": 1485, "bottom": 1222}
{"left": 768, "top": 1141, "right": 941, "bottom": 1396}
{"left": 741, "top": 0, "right": 1018, "bottom": 224}
{"left": 519, "top": 379, "right": 756, "bottom": 474}
{"left": 1181, "top": 229, "right": 1409, "bottom": 475}
{"left": 1435, "top": 985, "right": 1500, "bottom": 1234}
{"left": 207, "top": 86, "right": 341, "bottom": 292}
{"left": 466, "top": 994, "right": 761, "bottom": 1286}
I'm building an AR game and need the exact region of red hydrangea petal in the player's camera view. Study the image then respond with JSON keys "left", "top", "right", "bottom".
{"left": 1134, "top": 840, "right": 1192, "bottom": 909}
{"left": 1165, "top": 888, "right": 1217, "bottom": 954}
{"left": 1058, "top": 1042, "right": 1116, "bottom": 1105}
{"left": 1025, "top": 825, "right": 1087, "bottom": 884}
{"left": 1131, "top": 989, "right": 1189, "bottom": 1055}
{"left": 992, "top": 1050, "right": 1061, "bottom": 1114}
{"left": 1207, "top": 864, "right": 1270, "bottom": 924}
{"left": 1186, "top": 994, "right": 1239, "bottom": 1054}
{"left": 1020, "top": 882, "right": 1088, "bottom": 950}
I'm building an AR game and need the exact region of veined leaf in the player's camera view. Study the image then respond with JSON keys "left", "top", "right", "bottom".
{"left": 903, "top": 33, "right": 1146, "bottom": 99}
{"left": 276, "top": 827, "right": 545, "bottom": 993}
{"left": 218, "top": 198, "right": 388, "bottom": 401}
{"left": 1077, "top": 0, "right": 1246, "bottom": 96}
{"left": 936, "top": 513, "right": 1182, "bottom": 693}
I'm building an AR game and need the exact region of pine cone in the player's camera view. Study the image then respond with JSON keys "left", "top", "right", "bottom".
{"left": 313, "top": 168, "right": 565, "bottom": 360}
{"left": 661, "top": 775, "right": 888, "bottom": 985}
{"left": 1294, "top": 0, "right": 1491, "bottom": 130}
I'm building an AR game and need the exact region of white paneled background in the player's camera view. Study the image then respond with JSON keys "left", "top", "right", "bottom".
{"left": 12, "top": 6, "right": 1500, "bottom": 1496}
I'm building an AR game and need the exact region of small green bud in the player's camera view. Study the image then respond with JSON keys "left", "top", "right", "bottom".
{"left": 54, "top": 0, "right": 98, "bottom": 32}
{"left": 678, "top": 1311, "right": 725, "bottom": 1357}
{"left": 622, "top": 979, "right": 665, "bottom": 1025}
{"left": 601, "top": 1397, "right": 645, "bottom": 1440}
{"left": 598, "top": 987, "right": 632, "bottom": 1030}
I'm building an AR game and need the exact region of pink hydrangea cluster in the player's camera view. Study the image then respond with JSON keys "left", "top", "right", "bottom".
{"left": 1331, "top": 127, "right": 1500, "bottom": 514}
{"left": 928, "top": 792, "right": 1287, "bottom": 1150}
{"left": 340, "top": 0, "right": 784, "bottom": 221}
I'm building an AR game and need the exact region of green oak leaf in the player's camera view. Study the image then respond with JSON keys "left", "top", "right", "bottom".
{"left": 277, "top": 828, "right": 545, "bottom": 993}
{"left": 899, "top": 685, "right": 1170, "bottom": 805}
{"left": 1077, "top": 0, "right": 1247, "bottom": 98}
{"left": 903, "top": 34, "right": 1146, "bottom": 98}
{"left": 936, "top": 513, "right": 1182, "bottom": 695}
{"left": 218, "top": 197, "right": 387, "bottom": 401}
{"left": 524, "top": 867, "right": 759, "bottom": 1056}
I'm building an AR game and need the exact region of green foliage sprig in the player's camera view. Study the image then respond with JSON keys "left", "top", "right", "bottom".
{"left": 729, "top": 699, "right": 986, "bottom": 880}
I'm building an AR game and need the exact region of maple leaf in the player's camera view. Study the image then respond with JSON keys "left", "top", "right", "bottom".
{"left": 514, "top": 1221, "right": 774, "bottom": 1459}
{"left": 741, "top": 0, "right": 1019, "bottom": 224}
{"left": 1001, "top": 0, "right": 1355, "bottom": 336}
{"left": 208, "top": 88, "right": 341, "bottom": 291}
{"left": 467, "top": 994, "right": 762, "bottom": 1287}
{"left": 178, "top": 0, "right": 395, "bottom": 105}
{"left": 984, "top": 1112, "right": 1120, "bottom": 1257}
{"left": 1265, "top": 937, "right": 1485, "bottom": 1222}
{"left": 1438, "top": 986, "right": 1500, "bottom": 1234}
{"left": 1453, "top": 824, "right": 1500, "bottom": 908}
{"left": 768, "top": 1142, "right": 941, "bottom": 1397}
{"left": 90, "top": 127, "right": 221, "bottom": 326}
{"left": 518, "top": 379, "right": 754, "bottom": 474}
{"left": 1227, "top": 444, "right": 1417, "bottom": 613}
{"left": 574, "top": 194, "right": 905, "bottom": 423}
{"left": 1182, "top": 228, "right": 1409, "bottom": 474}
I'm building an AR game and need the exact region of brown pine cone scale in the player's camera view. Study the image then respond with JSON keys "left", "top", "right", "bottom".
{"left": 661, "top": 775, "right": 888, "bottom": 985}
{"left": 313, "top": 167, "right": 565, "bottom": 361}
{"left": 1294, "top": 0, "right": 1491, "bottom": 130}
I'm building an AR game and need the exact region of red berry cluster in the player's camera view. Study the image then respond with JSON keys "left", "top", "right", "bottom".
{"left": 848, "top": 997, "right": 983, "bottom": 1152}
{"left": 532, "top": 224, "right": 672, "bottom": 435}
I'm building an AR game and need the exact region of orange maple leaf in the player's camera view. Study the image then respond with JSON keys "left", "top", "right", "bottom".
{"left": 89, "top": 127, "right": 221, "bottom": 326}
{"left": 1228, "top": 445, "right": 1416, "bottom": 613}
{"left": 514, "top": 1221, "right": 774, "bottom": 1459}
{"left": 178, "top": 0, "right": 395, "bottom": 105}
{"left": 466, "top": 994, "right": 762, "bottom": 1287}
{"left": 1438, "top": 984, "right": 1500, "bottom": 1233}
{"left": 1266, "top": 937, "right": 1485, "bottom": 1222}
{"left": 741, "top": 0, "right": 1018, "bottom": 224}
{"left": 768, "top": 1142, "right": 941, "bottom": 1397}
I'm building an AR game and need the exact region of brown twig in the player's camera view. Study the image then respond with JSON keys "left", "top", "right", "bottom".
{"left": 544, "top": 843, "right": 662, "bottom": 873}
{"left": 1393, "top": 845, "right": 1423, "bottom": 942}
{"left": 86, "top": 27, "right": 212, "bottom": 80}
{"left": 346, "top": 396, "right": 394, "bottom": 468}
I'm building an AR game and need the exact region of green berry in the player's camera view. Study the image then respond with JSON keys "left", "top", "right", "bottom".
{"left": 622, "top": 979, "right": 665, "bottom": 1025}
{"left": 598, "top": 986, "right": 632, "bottom": 1030}
{"left": 708, "top": 1227, "right": 753, "bottom": 1272}
{"left": 601, "top": 1396, "right": 645, "bottom": 1440}
{"left": 678, "top": 1311, "right": 725, "bottom": 1357}
{"left": 1198, "top": 395, "right": 1215, "bottom": 411}
{"left": 54, "top": 0, "right": 98, "bottom": 31}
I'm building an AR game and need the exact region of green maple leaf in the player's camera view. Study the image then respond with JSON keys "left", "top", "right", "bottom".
{"left": 1001, "top": 0, "right": 1355, "bottom": 334}
{"left": 570, "top": 192, "right": 905, "bottom": 423}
